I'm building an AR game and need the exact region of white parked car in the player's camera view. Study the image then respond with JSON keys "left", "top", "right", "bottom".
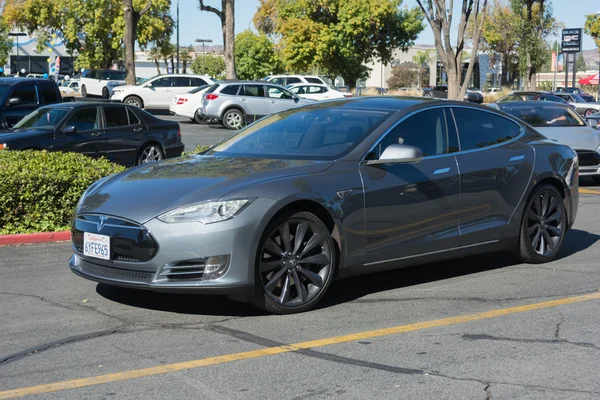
{"left": 495, "top": 102, "right": 600, "bottom": 182}
{"left": 285, "top": 83, "right": 351, "bottom": 101}
{"left": 169, "top": 84, "right": 212, "bottom": 123}
{"left": 80, "top": 69, "right": 127, "bottom": 98}
{"left": 111, "top": 74, "right": 214, "bottom": 109}
{"left": 264, "top": 74, "right": 326, "bottom": 86}
{"left": 58, "top": 80, "right": 80, "bottom": 95}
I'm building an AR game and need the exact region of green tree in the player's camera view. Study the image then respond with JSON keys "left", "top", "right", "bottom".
{"left": 417, "top": 0, "right": 489, "bottom": 100}
{"left": 3, "top": 0, "right": 172, "bottom": 70}
{"left": 576, "top": 53, "right": 587, "bottom": 71}
{"left": 584, "top": 13, "right": 600, "bottom": 48}
{"left": 255, "top": 0, "right": 424, "bottom": 90}
{"left": 235, "top": 30, "right": 282, "bottom": 80}
{"left": 180, "top": 45, "right": 194, "bottom": 74}
{"left": 0, "top": 17, "right": 12, "bottom": 68}
{"left": 412, "top": 50, "right": 431, "bottom": 89}
{"left": 159, "top": 42, "right": 175, "bottom": 71}
{"left": 190, "top": 54, "right": 225, "bottom": 79}
{"left": 148, "top": 46, "right": 162, "bottom": 74}
{"left": 388, "top": 63, "right": 417, "bottom": 89}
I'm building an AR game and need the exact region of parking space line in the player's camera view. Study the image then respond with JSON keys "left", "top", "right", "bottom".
{"left": 579, "top": 188, "right": 600, "bottom": 195}
{"left": 1, "top": 291, "right": 599, "bottom": 399}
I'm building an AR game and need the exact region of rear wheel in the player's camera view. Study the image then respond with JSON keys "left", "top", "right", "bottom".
{"left": 584, "top": 109, "right": 596, "bottom": 117}
{"left": 222, "top": 109, "right": 245, "bottom": 130}
{"left": 137, "top": 144, "right": 163, "bottom": 165}
{"left": 250, "top": 211, "right": 336, "bottom": 314}
{"left": 194, "top": 109, "right": 210, "bottom": 124}
{"left": 81, "top": 85, "right": 88, "bottom": 98}
{"left": 423, "top": 92, "right": 432, "bottom": 98}
{"left": 102, "top": 87, "right": 110, "bottom": 99}
{"left": 516, "top": 184, "right": 567, "bottom": 263}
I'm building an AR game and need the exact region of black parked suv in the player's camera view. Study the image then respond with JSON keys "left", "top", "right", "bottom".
{"left": 0, "top": 78, "right": 62, "bottom": 128}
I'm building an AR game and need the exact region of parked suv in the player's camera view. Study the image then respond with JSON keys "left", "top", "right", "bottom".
{"left": 111, "top": 74, "right": 214, "bottom": 109}
{"left": 80, "top": 69, "right": 126, "bottom": 99}
{"left": 200, "top": 81, "right": 314, "bottom": 129}
{"left": 264, "top": 75, "right": 326, "bottom": 86}
{"left": 0, "top": 78, "right": 62, "bottom": 128}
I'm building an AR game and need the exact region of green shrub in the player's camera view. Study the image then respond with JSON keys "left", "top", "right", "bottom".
{"left": 182, "top": 145, "right": 211, "bottom": 156}
{"left": 0, "top": 151, "right": 125, "bottom": 234}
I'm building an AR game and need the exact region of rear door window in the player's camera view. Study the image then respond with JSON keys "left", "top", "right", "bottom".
{"left": 305, "top": 77, "right": 323, "bottom": 84}
{"left": 127, "top": 108, "right": 141, "bottom": 125}
{"left": 104, "top": 106, "right": 130, "bottom": 127}
{"left": 500, "top": 104, "right": 585, "bottom": 127}
{"left": 240, "top": 85, "right": 265, "bottom": 97}
{"left": 173, "top": 77, "right": 191, "bottom": 87}
{"left": 220, "top": 85, "right": 240, "bottom": 95}
{"left": 452, "top": 108, "right": 522, "bottom": 150}
{"left": 286, "top": 77, "right": 302, "bottom": 85}
{"left": 66, "top": 107, "right": 99, "bottom": 131}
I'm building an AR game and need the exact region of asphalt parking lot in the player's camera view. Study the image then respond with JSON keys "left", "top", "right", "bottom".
{"left": 158, "top": 113, "right": 233, "bottom": 151}
{"left": 1, "top": 181, "right": 600, "bottom": 399}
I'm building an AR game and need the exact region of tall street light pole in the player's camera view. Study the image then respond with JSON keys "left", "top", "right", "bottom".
{"left": 176, "top": 0, "right": 179, "bottom": 74}
{"left": 195, "top": 39, "right": 213, "bottom": 74}
{"left": 8, "top": 32, "right": 26, "bottom": 75}
{"left": 597, "top": 11, "right": 600, "bottom": 102}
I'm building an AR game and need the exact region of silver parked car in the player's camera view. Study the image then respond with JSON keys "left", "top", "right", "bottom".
{"left": 199, "top": 81, "right": 314, "bottom": 129}
{"left": 552, "top": 93, "right": 600, "bottom": 117}
{"left": 493, "top": 102, "right": 600, "bottom": 182}
{"left": 70, "top": 98, "right": 578, "bottom": 314}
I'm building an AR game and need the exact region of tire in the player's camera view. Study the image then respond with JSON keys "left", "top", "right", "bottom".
{"left": 584, "top": 109, "right": 596, "bottom": 117}
{"left": 102, "top": 87, "right": 110, "bottom": 99}
{"left": 423, "top": 93, "right": 432, "bottom": 98}
{"left": 515, "top": 184, "right": 567, "bottom": 264}
{"left": 81, "top": 85, "right": 87, "bottom": 98}
{"left": 592, "top": 176, "right": 600, "bottom": 185}
{"left": 124, "top": 96, "right": 144, "bottom": 109}
{"left": 222, "top": 109, "right": 245, "bottom": 130}
{"left": 137, "top": 144, "right": 164, "bottom": 165}
{"left": 250, "top": 211, "right": 337, "bottom": 314}
{"left": 194, "top": 109, "right": 210, "bottom": 124}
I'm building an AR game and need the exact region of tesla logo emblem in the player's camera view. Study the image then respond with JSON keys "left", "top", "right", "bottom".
{"left": 337, "top": 190, "right": 352, "bottom": 199}
{"left": 97, "top": 216, "right": 108, "bottom": 231}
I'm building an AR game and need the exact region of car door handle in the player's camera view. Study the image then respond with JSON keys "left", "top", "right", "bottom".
{"left": 91, "top": 131, "right": 104, "bottom": 137}
{"left": 133, "top": 127, "right": 144, "bottom": 133}
{"left": 433, "top": 167, "right": 451, "bottom": 175}
{"left": 509, "top": 155, "right": 525, "bottom": 162}
{"left": 270, "top": 100, "right": 278, "bottom": 104}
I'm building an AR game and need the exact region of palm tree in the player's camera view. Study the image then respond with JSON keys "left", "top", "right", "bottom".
{"left": 160, "top": 42, "right": 176, "bottom": 71}
{"left": 148, "top": 46, "right": 161, "bottom": 75}
{"left": 412, "top": 50, "right": 432, "bottom": 89}
{"left": 180, "top": 46, "right": 194, "bottom": 74}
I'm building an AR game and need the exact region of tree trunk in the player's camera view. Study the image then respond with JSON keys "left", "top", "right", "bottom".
{"left": 154, "top": 60, "right": 160, "bottom": 74}
{"left": 501, "top": 54, "right": 509, "bottom": 87}
{"left": 123, "top": 0, "right": 152, "bottom": 85}
{"left": 223, "top": 0, "right": 236, "bottom": 79}
{"left": 182, "top": 61, "right": 187, "bottom": 74}
{"left": 524, "top": 52, "right": 532, "bottom": 91}
{"left": 446, "top": 63, "right": 460, "bottom": 100}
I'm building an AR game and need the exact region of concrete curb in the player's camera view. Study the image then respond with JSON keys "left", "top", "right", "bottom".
{"left": 0, "top": 231, "right": 71, "bottom": 246}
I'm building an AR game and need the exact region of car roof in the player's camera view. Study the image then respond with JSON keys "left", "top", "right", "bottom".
{"left": 513, "top": 91, "right": 550, "bottom": 95}
{"left": 42, "top": 101, "right": 129, "bottom": 109}
{"left": 0, "top": 78, "right": 57, "bottom": 85}
{"left": 496, "top": 101, "right": 571, "bottom": 109}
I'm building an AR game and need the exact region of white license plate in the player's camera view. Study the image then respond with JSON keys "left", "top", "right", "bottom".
{"left": 83, "top": 232, "right": 111, "bottom": 260}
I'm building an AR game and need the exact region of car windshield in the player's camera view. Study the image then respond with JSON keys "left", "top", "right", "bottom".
{"left": 188, "top": 84, "right": 209, "bottom": 94}
{"left": 13, "top": 107, "right": 71, "bottom": 129}
{"left": 499, "top": 104, "right": 585, "bottom": 127}
{"left": 208, "top": 107, "right": 391, "bottom": 160}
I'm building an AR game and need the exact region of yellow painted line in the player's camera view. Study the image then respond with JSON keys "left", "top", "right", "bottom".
{"left": 579, "top": 188, "right": 600, "bottom": 195}
{"left": 1, "top": 291, "right": 599, "bottom": 399}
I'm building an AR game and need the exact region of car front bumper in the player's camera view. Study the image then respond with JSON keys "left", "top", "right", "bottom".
{"left": 575, "top": 150, "right": 600, "bottom": 177}
{"left": 69, "top": 198, "right": 276, "bottom": 300}
{"left": 110, "top": 92, "right": 126, "bottom": 102}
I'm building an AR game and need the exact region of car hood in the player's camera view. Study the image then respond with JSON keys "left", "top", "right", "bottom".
{"left": 112, "top": 84, "right": 136, "bottom": 91}
{"left": 535, "top": 126, "right": 600, "bottom": 151}
{"left": 78, "top": 155, "right": 334, "bottom": 223}
{"left": 0, "top": 128, "right": 52, "bottom": 140}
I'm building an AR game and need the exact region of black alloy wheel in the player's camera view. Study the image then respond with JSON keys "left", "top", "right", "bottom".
{"left": 252, "top": 212, "right": 336, "bottom": 314}
{"left": 517, "top": 184, "right": 566, "bottom": 263}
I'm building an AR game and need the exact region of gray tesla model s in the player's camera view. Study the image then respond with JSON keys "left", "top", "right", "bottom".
{"left": 70, "top": 97, "right": 579, "bottom": 314}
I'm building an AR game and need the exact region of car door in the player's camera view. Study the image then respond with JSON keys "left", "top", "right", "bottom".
{"left": 239, "top": 85, "right": 269, "bottom": 121}
{"left": 4, "top": 83, "right": 40, "bottom": 127}
{"left": 450, "top": 107, "right": 534, "bottom": 246}
{"left": 433, "top": 86, "right": 448, "bottom": 99}
{"left": 53, "top": 106, "right": 104, "bottom": 157}
{"left": 304, "top": 85, "right": 328, "bottom": 100}
{"left": 99, "top": 105, "right": 145, "bottom": 165}
{"left": 266, "top": 85, "right": 299, "bottom": 114}
{"left": 145, "top": 76, "right": 173, "bottom": 107}
{"left": 170, "top": 77, "right": 193, "bottom": 107}
{"left": 360, "top": 107, "right": 461, "bottom": 264}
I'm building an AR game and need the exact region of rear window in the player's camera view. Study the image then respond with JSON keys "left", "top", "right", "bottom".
{"left": 305, "top": 77, "right": 323, "bottom": 84}
{"left": 205, "top": 83, "right": 220, "bottom": 94}
{"left": 499, "top": 104, "right": 585, "bottom": 127}
{"left": 220, "top": 85, "right": 240, "bottom": 95}
{"left": 188, "top": 85, "right": 209, "bottom": 94}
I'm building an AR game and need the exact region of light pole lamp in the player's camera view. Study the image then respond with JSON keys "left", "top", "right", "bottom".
{"left": 195, "top": 39, "right": 213, "bottom": 74}
{"left": 176, "top": 0, "right": 179, "bottom": 74}
{"left": 8, "top": 32, "right": 27, "bottom": 74}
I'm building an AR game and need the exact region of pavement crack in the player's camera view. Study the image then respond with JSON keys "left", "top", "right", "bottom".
{"left": 0, "top": 291, "right": 81, "bottom": 312}
{"left": 462, "top": 333, "right": 599, "bottom": 351}
{"left": 555, "top": 313, "right": 564, "bottom": 339}
{"left": 484, "top": 384, "right": 491, "bottom": 399}
{"left": 0, "top": 325, "right": 128, "bottom": 366}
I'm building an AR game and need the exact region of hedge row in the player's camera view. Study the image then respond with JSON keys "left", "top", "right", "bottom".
{"left": 0, "top": 151, "right": 125, "bottom": 234}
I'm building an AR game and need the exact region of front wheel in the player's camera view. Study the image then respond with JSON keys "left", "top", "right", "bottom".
{"left": 423, "top": 92, "right": 432, "bottom": 98}
{"left": 102, "top": 87, "right": 110, "bottom": 99}
{"left": 125, "top": 96, "right": 143, "bottom": 109}
{"left": 137, "top": 144, "right": 164, "bottom": 165}
{"left": 515, "top": 184, "right": 567, "bottom": 263}
{"left": 584, "top": 109, "right": 597, "bottom": 117}
{"left": 222, "top": 109, "right": 245, "bottom": 130}
{"left": 250, "top": 211, "right": 337, "bottom": 314}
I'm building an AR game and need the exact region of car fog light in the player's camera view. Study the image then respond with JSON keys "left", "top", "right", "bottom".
{"left": 203, "top": 255, "right": 230, "bottom": 280}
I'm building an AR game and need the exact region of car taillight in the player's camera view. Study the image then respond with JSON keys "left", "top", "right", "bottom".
{"left": 178, "top": 128, "right": 181, "bottom": 138}
{"left": 206, "top": 94, "right": 219, "bottom": 100}
{"left": 343, "top": 93, "right": 353, "bottom": 98}
{"left": 176, "top": 98, "right": 188, "bottom": 105}
{"left": 0, "top": 143, "right": 7, "bottom": 150}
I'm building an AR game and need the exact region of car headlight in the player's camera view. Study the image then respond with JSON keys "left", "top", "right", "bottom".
{"left": 464, "top": 93, "right": 469, "bottom": 98}
{"left": 157, "top": 199, "right": 253, "bottom": 224}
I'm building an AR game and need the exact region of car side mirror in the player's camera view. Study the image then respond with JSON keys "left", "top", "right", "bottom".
{"left": 366, "top": 144, "right": 423, "bottom": 165}
{"left": 293, "top": 95, "right": 300, "bottom": 103}
{"left": 62, "top": 125, "right": 77, "bottom": 134}
{"left": 8, "top": 97, "right": 21, "bottom": 106}
{"left": 145, "top": 82, "right": 153, "bottom": 88}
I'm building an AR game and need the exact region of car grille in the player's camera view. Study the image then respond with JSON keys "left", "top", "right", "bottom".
{"left": 574, "top": 150, "right": 600, "bottom": 167}
{"left": 159, "top": 259, "right": 206, "bottom": 280}
{"left": 81, "top": 261, "right": 155, "bottom": 282}
{"left": 72, "top": 214, "right": 158, "bottom": 263}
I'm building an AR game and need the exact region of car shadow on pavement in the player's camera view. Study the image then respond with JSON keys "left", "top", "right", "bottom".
{"left": 95, "top": 229, "right": 599, "bottom": 316}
